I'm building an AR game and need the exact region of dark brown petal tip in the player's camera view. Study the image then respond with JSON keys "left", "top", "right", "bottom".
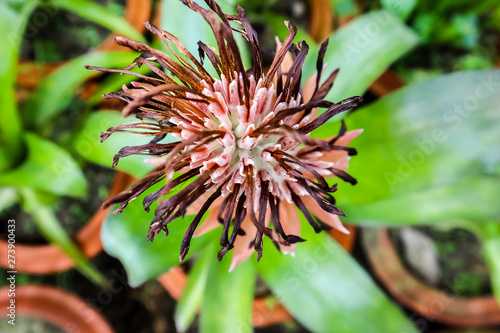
{"left": 88, "top": 0, "right": 360, "bottom": 267}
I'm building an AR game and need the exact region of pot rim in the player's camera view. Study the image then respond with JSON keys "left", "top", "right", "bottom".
{"left": 0, "top": 284, "right": 113, "bottom": 333}
{"left": 362, "top": 227, "right": 500, "bottom": 327}
{"left": 0, "top": 171, "right": 134, "bottom": 274}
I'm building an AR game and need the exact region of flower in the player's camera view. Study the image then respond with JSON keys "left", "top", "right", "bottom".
{"left": 88, "top": 0, "right": 362, "bottom": 270}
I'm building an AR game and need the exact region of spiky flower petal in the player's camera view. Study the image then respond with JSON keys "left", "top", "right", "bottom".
{"left": 89, "top": 0, "right": 361, "bottom": 267}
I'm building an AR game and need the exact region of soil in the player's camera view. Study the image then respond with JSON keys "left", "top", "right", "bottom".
{"left": 0, "top": 163, "right": 115, "bottom": 245}
{"left": 389, "top": 226, "right": 492, "bottom": 297}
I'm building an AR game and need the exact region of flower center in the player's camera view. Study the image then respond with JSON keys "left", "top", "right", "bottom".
{"left": 171, "top": 73, "right": 304, "bottom": 199}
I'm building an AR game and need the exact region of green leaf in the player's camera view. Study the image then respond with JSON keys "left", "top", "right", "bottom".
{"left": 160, "top": 0, "right": 250, "bottom": 75}
{"left": 72, "top": 111, "right": 158, "bottom": 177}
{"left": 451, "top": 13, "right": 479, "bottom": 49}
{"left": 0, "top": 133, "right": 87, "bottom": 198}
{"left": 476, "top": 221, "right": 500, "bottom": 306}
{"left": 160, "top": 0, "right": 218, "bottom": 77}
{"left": 0, "top": 0, "right": 38, "bottom": 170}
{"left": 101, "top": 192, "right": 205, "bottom": 287}
{"left": 412, "top": 13, "right": 439, "bottom": 44}
{"left": 0, "top": 149, "right": 16, "bottom": 174}
{"left": 160, "top": 0, "right": 213, "bottom": 57}
{"left": 0, "top": 188, "right": 18, "bottom": 213}
{"left": 345, "top": 175, "right": 500, "bottom": 226}
{"left": 303, "top": 11, "right": 419, "bottom": 103}
{"left": 330, "top": 0, "right": 358, "bottom": 16}
{"left": 381, "top": 0, "right": 416, "bottom": 20}
{"left": 19, "top": 188, "right": 107, "bottom": 287}
{"left": 52, "top": 0, "right": 145, "bottom": 43}
{"left": 257, "top": 222, "right": 416, "bottom": 333}
{"left": 200, "top": 251, "right": 256, "bottom": 333}
{"left": 24, "top": 52, "right": 138, "bottom": 127}
{"left": 175, "top": 241, "right": 215, "bottom": 332}
{"left": 334, "top": 70, "right": 500, "bottom": 214}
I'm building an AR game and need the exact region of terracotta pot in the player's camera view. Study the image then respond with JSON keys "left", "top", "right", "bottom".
{"left": 362, "top": 227, "right": 500, "bottom": 327}
{"left": 157, "top": 225, "right": 357, "bottom": 327}
{"left": 17, "top": 61, "right": 62, "bottom": 89}
{"left": 308, "top": 0, "right": 334, "bottom": 43}
{"left": 0, "top": 284, "right": 113, "bottom": 333}
{"left": 0, "top": 172, "right": 134, "bottom": 274}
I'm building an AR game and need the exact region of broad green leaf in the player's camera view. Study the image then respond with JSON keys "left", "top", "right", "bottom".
{"left": 345, "top": 175, "right": 500, "bottom": 226}
{"left": 175, "top": 241, "right": 216, "bottom": 332}
{"left": 0, "top": 0, "right": 38, "bottom": 76}
{"left": 0, "top": 149, "right": 15, "bottom": 173}
{"left": 20, "top": 188, "right": 107, "bottom": 287}
{"left": 0, "top": 133, "right": 87, "bottom": 198}
{"left": 0, "top": 188, "right": 18, "bottom": 213}
{"left": 258, "top": 221, "right": 416, "bottom": 333}
{"left": 476, "top": 221, "right": 500, "bottom": 306}
{"left": 24, "top": 52, "right": 138, "bottom": 127}
{"left": 160, "top": 0, "right": 215, "bottom": 57}
{"left": 72, "top": 111, "right": 158, "bottom": 177}
{"left": 101, "top": 192, "right": 205, "bottom": 287}
{"left": 52, "top": 0, "right": 145, "bottom": 43}
{"left": 0, "top": 0, "right": 38, "bottom": 170}
{"left": 303, "top": 11, "right": 419, "bottom": 104}
{"left": 200, "top": 252, "right": 256, "bottom": 333}
{"left": 334, "top": 70, "right": 500, "bottom": 209}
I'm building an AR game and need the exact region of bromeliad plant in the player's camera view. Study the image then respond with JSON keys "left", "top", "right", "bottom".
{"left": 78, "top": 0, "right": 500, "bottom": 332}
{"left": 89, "top": 0, "right": 362, "bottom": 269}
{"left": 82, "top": 0, "right": 417, "bottom": 332}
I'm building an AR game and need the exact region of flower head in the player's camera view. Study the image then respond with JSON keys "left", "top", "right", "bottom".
{"left": 88, "top": 0, "right": 362, "bottom": 269}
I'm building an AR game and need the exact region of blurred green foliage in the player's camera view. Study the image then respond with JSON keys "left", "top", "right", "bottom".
{"left": 376, "top": 0, "right": 500, "bottom": 79}
{"left": 0, "top": 0, "right": 145, "bottom": 286}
